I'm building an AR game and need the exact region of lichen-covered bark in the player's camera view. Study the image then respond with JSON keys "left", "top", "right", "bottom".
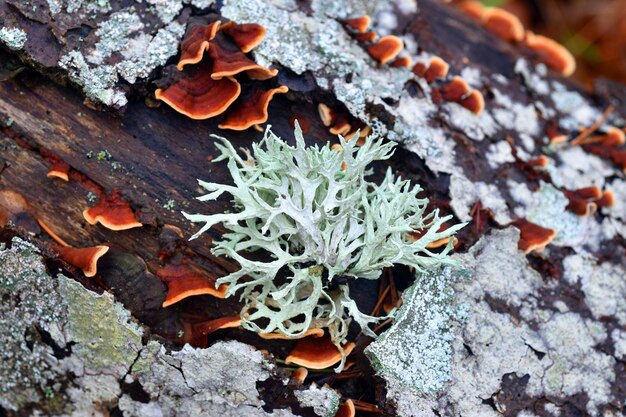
{"left": 0, "top": 0, "right": 624, "bottom": 416}
{"left": 0, "top": 237, "right": 339, "bottom": 417}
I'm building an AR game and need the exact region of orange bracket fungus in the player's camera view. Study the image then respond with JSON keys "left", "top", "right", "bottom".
{"left": 528, "top": 155, "right": 549, "bottom": 168}
{"left": 55, "top": 245, "right": 110, "bottom": 278}
{"left": 513, "top": 218, "right": 557, "bottom": 253}
{"left": 156, "top": 18, "right": 286, "bottom": 130}
{"left": 562, "top": 186, "right": 607, "bottom": 216}
{"left": 459, "top": 89, "right": 485, "bottom": 115}
{"left": 285, "top": 335, "right": 356, "bottom": 369}
{"left": 155, "top": 61, "right": 242, "bottom": 120}
{"left": 341, "top": 16, "right": 371, "bottom": 33}
{"left": 258, "top": 327, "right": 324, "bottom": 340}
{"left": 354, "top": 31, "right": 377, "bottom": 43}
{"left": 440, "top": 76, "right": 471, "bottom": 102}
{"left": 177, "top": 21, "right": 221, "bottom": 70}
{"left": 366, "top": 35, "right": 404, "bottom": 65}
{"left": 41, "top": 149, "right": 70, "bottom": 181}
{"left": 524, "top": 32, "right": 576, "bottom": 77}
{"left": 596, "top": 190, "right": 615, "bottom": 208}
{"left": 218, "top": 86, "right": 289, "bottom": 130}
{"left": 412, "top": 61, "right": 427, "bottom": 77}
{"left": 157, "top": 260, "right": 227, "bottom": 308}
{"left": 391, "top": 55, "right": 412, "bottom": 68}
{"left": 583, "top": 127, "right": 625, "bottom": 147}
{"left": 224, "top": 23, "right": 266, "bottom": 53}
{"left": 457, "top": 0, "right": 484, "bottom": 21}
{"left": 192, "top": 316, "right": 242, "bottom": 337}
{"left": 424, "top": 56, "right": 450, "bottom": 83}
{"left": 482, "top": 8, "right": 525, "bottom": 42}
{"left": 290, "top": 367, "right": 309, "bottom": 385}
{"left": 209, "top": 33, "right": 278, "bottom": 80}
{"left": 335, "top": 399, "right": 356, "bottom": 417}
{"left": 583, "top": 139, "right": 626, "bottom": 173}
{"left": 83, "top": 189, "right": 142, "bottom": 231}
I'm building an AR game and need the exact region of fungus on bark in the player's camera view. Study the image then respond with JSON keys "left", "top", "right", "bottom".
{"left": 285, "top": 336, "right": 356, "bottom": 369}
{"left": 192, "top": 316, "right": 241, "bottom": 336}
{"left": 341, "top": 16, "right": 371, "bottom": 33}
{"left": 155, "top": 61, "right": 242, "bottom": 120}
{"left": 424, "top": 56, "right": 450, "bottom": 83}
{"left": 440, "top": 76, "right": 471, "bottom": 101}
{"left": 512, "top": 218, "right": 557, "bottom": 253}
{"left": 524, "top": 32, "right": 576, "bottom": 76}
{"left": 209, "top": 33, "right": 278, "bottom": 80}
{"left": 482, "top": 8, "right": 525, "bottom": 42}
{"left": 218, "top": 86, "right": 289, "bottom": 130}
{"left": 457, "top": 0, "right": 484, "bottom": 21}
{"left": 177, "top": 21, "right": 221, "bottom": 70}
{"left": 258, "top": 328, "right": 324, "bottom": 340}
{"left": 412, "top": 61, "right": 427, "bottom": 77}
{"left": 55, "top": 245, "right": 109, "bottom": 277}
{"left": 224, "top": 23, "right": 266, "bottom": 53}
{"left": 354, "top": 31, "right": 377, "bottom": 43}
{"left": 459, "top": 90, "right": 485, "bottom": 114}
{"left": 290, "top": 367, "right": 308, "bottom": 385}
{"left": 391, "top": 55, "right": 412, "bottom": 68}
{"left": 335, "top": 399, "right": 356, "bottom": 417}
{"left": 83, "top": 189, "right": 142, "bottom": 230}
{"left": 41, "top": 149, "right": 70, "bottom": 182}
{"left": 366, "top": 35, "right": 404, "bottom": 65}
{"left": 157, "top": 260, "right": 227, "bottom": 308}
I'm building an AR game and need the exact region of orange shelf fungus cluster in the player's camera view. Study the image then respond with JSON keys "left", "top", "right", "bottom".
{"left": 83, "top": 189, "right": 143, "bottom": 231}
{"left": 512, "top": 218, "right": 557, "bottom": 254}
{"left": 340, "top": 16, "right": 410, "bottom": 67}
{"left": 156, "top": 258, "right": 227, "bottom": 308}
{"left": 456, "top": 1, "right": 576, "bottom": 76}
{"left": 318, "top": 103, "right": 371, "bottom": 144}
{"left": 562, "top": 186, "right": 614, "bottom": 216}
{"left": 413, "top": 56, "right": 449, "bottom": 83}
{"left": 156, "top": 19, "right": 288, "bottom": 130}
{"left": 285, "top": 335, "right": 356, "bottom": 369}
{"left": 421, "top": 61, "right": 484, "bottom": 115}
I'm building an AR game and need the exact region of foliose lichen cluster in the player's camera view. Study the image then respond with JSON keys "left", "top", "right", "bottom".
{"left": 183, "top": 125, "right": 463, "bottom": 367}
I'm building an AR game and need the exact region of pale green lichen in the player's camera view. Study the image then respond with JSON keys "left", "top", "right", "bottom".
{"left": 183, "top": 125, "right": 463, "bottom": 369}
{"left": 0, "top": 27, "right": 27, "bottom": 50}
{"left": 57, "top": 5, "right": 185, "bottom": 106}
{"left": 46, "top": 0, "right": 112, "bottom": 15}
{"left": 58, "top": 51, "right": 127, "bottom": 107}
